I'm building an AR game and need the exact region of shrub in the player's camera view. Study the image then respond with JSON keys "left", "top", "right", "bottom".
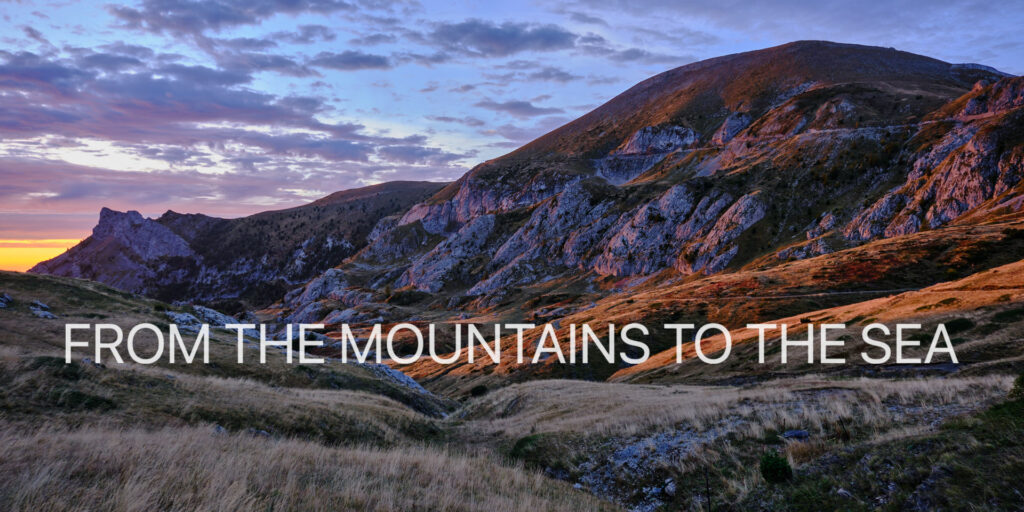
{"left": 1011, "top": 374, "right": 1024, "bottom": 401}
{"left": 993, "top": 307, "right": 1024, "bottom": 323}
{"left": 760, "top": 450, "right": 793, "bottom": 483}
{"left": 470, "top": 385, "right": 488, "bottom": 397}
{"left": 944, "top": 318, "right": 975, "bottom": 334}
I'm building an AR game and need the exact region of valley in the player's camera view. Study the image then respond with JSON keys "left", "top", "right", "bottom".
{"left": 10, "top": 40, "right": 1024, "bottom": 510}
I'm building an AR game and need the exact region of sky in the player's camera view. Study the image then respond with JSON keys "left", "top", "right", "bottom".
{"left": 0, "top": 0, "right": 1021, "bottom": 270}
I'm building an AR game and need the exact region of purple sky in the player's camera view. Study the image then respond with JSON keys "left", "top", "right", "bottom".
{"left": 0, "top": 0, "right": 1020, "bottom": 240}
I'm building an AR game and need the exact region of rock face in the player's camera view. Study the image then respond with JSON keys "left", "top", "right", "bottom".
{"left": 711, "top": 112, "right": 752, "bottom": 145}
{"left": 30, "top": 208, "right": 196, "bottom": 294}
{"left": 615, "top": 125, "right": 698, "bottom": 155}
{"left": 31, "top": 181, "right": 445, "bottom": 305}
{"left": 844, "top": 80, "right": 1024, "bottom": 242}
{"left": 594, "top": 125, "right": 699, "bottom": 185}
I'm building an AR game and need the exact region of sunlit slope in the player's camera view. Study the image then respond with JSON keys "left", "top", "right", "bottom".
{"left": 613, "top": 258, "right": 1024, "bottom": 383}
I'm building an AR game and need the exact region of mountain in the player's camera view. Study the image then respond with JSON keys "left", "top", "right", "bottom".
{"left": 29, "top": 41, "right": 1023, "bottom": 387}
{"left": 273, "top": 42, "right": 1020, "bottom": 332}
{"left": 30, "top": 181, "right": 446, "bottom": 308}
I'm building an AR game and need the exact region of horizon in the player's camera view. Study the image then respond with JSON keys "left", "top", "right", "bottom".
{"left": 1, "top": 0, "right": 1023, "bottom": 271}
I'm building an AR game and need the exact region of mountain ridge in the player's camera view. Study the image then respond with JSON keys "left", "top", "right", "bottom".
{"left": 30, "top": 181, "right": 447, "bottom": 308}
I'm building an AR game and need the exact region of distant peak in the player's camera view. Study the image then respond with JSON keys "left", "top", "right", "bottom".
{"left": 96, "top": 208, "right": 145, "bottom": 233}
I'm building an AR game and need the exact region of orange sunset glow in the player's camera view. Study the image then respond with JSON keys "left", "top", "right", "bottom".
{"left": 0, "top": 239, "right": 81, "bottom": 272}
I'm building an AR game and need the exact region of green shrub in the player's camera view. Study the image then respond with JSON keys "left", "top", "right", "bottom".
{"left": 993, "top": 308, "right": 1024, "bottom": 323}
{"left": 760, "top": 450, "right": 793, "bottom": 483}
{"left": 1011, "top": 374, "right": 1024, "bottom": 401}
{"left": 944, "top": 318, "right": 975, "bottom": 334}
{"left": 509, "top": 434, "right": 543, "bottom": 464}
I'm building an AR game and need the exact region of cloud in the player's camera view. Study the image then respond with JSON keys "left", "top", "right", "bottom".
{"left": 0, "top": 51, "right": 93, "bottom": 96}
{"left": 377, "top": 145, "right": 471, "bottom": 165}
{"left": 526, "top": 66, "right": 581, "bottom": 82}
{"left": 108, "top": 0, "right": 355, "bottom": 36}
{"left": 395, "top": 51, "right": 451, "bottom": 66}
{"left": 349, "top": 33, "right": 397, "bottom": 46}
{"left": 22, "top": 26, "right": 52, "bottom": 46}
{"left": 427, "top": 115, "right": 485, "bottom": 127}
{"left": 310, "top": 50, "right": 392, "bottom": 70}
{"left": 213, "top": 37, "right": 278, "bottom": 51}
{"left": 216, "top": 52, "right": 318, "bottom": 77}
{"left": 574, "top": 33, "right": 693, "bottom": 64}
{"left": 98, "top": 42, "right": 155, "bottom": 59}
{"left": 157, "top": 63, "right": 251, "bottom": 85}
{"left": 274, "top": 25, "right": 337, "bottom": 44}
{"left": 427, "top": 19, "right": 578, "bottom": 57}
{"left": 473, "top": 99, "right": 565, "bottom": 118}
{"left": 567, "top": 11, "right": 608, "bottom": 26}
{"left": 491, "top": 60, "right": 582, "bottom": 82}
{"left": 0, "top": 51, "right": 463, "bottom": 171}
{"left": 77, "top": 53, "right": 145, "bottom": 72}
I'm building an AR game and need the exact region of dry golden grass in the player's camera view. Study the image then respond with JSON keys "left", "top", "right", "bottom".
{"left": 0, "top": 425, "right": 618, "bottom": 512}
{"left": 0, "top": 354, "right": 439, "bottom": 446}
{"left": 457, "top": 375, "right": 1012, "bottom": 441}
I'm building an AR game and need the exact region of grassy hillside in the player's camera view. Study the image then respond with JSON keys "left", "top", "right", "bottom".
{"left": 1, "top": 270, "right": 1021, "bottom": 510}
{"left": 0, "top": 271, "right": 612, "bottom": 511}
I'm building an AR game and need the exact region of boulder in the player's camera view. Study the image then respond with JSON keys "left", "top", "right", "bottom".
{"left": 782, "top": 429, "right": 810, "bottom": 440}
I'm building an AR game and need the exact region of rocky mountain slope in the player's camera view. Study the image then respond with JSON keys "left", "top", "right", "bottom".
{"left": 30, "top": 181, "right": 445, "bottom": 307}
{"left": 29, "top": 41, "right": 1023, "bottom": 390}
{"left": 274, "top": 42, "right": 1020, "bottom": 332}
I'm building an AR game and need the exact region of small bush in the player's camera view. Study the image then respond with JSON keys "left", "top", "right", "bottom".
{"left": 1011, "top": 374, "right": 1024, "bottom": 401}
{"left": 993, "top": 307, "right": 1024, "bottom": 323}
{"left": 944, "top": 318, "right": 975, "bottom": 334}
{"left": 470, "top": 385, "right": 488, "bottom": 397}
{"left": 509, "top": 434, "right": 543, "bottom": 465}
{"left": 760, "top": 450, "right": 793, "bottom": 483}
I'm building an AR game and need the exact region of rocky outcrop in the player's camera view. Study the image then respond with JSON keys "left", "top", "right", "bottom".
{"left": 594, "top": 125, "right": 699, "bottom": 185}
{"left": 31, "top": 182, "right": 445, "bottom": 305}
{"left": 467, "top": 181, "right": 616, "bottom": 296}
{"left": 615, "top": 125, "right": 698, "bottom": 155}
{"left": 844, "top": 101, "right": 1024, "bottom": 242}
{"left": 397, "top": 215, "right": 496, "bottom": 292}
{"left": 30, "top": 208, "right": 195, "bottom": 293}
{"left": 712, "top": 112, "right": 752, "bottom": 145}
{"left": 678, "top": 192, "right": 767, "bottom": 274}
{"left": 592, "top": 185, "right": 703, "bottom": 276}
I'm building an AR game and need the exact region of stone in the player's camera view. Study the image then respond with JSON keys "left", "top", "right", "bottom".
{"left": 663, "top": 479, "right": 677, "bottom": 496}
{"left": 782, "top": 429, "right": 810, "bottom": 440}
{"left": 32, "top": 309, "right": 58, "bottom": 319}
{"left": 165, "top": 311, "right": 203, "bottom": 333}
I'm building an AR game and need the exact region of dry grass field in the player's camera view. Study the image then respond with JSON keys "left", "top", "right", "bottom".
{"left": 0, "top": 426, "right": 616, "bottom": 512}
{"left": 448, "top": 375, "right": 1016, "bottom": 508}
